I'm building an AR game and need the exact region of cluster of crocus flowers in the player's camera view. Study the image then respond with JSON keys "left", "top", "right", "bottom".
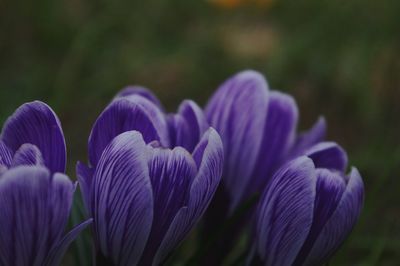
{"left": 0, "top": 70, "right": 364, "bottom": 266}
{"left": 204, "top": 70, "right": 364, "bottom": 265}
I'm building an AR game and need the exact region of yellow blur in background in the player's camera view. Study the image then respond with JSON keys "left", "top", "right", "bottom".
{"left": 210, "top": 0, "right": 274, "bottom": 9}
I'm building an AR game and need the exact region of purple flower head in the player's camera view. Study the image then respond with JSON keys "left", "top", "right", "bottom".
{"left": 77, "top": 88, "right": 224, "bottom": 265}
{"left": 0, "top": 101, "right": 91, "bottom": 266}
{"left": 0, "top": 166, "right": 92, "bottom": 266}
{"left": 253, "top": 144, "right": 364, "bottom": 266}
{"left": 205, "top": 70, "right": 326, "bottom": 212}
{"left": 0, "top": 101, "right": 67, "bottom": 173}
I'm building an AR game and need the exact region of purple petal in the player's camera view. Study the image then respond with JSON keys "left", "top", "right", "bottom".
{"left": 167, "top": 114, "right": 189, "bottom": 151}
{"left": 115, "top": 86, "right": 164, "bottom": 109}
{"left": 255, "top": 157, "right": 316, "bottom": 266}
{"left": 153, "top": 128, "right": 224, "bottom": 264}
{"left": 294, "top": 169, "right": 346, "bottom": 265}
{"left": 168, "top": 100, "right": 208, "bottom": 152}
{"left": 139, "top": 146, "right": 197, "bottom": 264}
{"left": 305, "top": 142, "right": 348, "bottom": 172}
{"left": 11, "top": 144, "right": 44, "bottom": 167}
{"left": 205, "top": 70, "right": 269, "bottom": 210}
{"left": 0, "top": 166, "right": 74, "bottom": 266}
{"left": 88, "top": 96, "right": 169, "bottom": 166}
{"left": 178, "top": 101, "right": 208, "bottom": 137}
{"left": 291, "top": 116, "right": 327, "bottom": 157}
{"left": 0, "top": 140, "right": 12, "bottom": 167}
{"left": 1, "top": 101, "right": 66, "bottom": 173}
{"left": 302, "top": 167, "right": 364, "bottom": 265}
{"left": 188, "top": 128, "right": 224, "bottom": 225}
{"left": 76, "top": 161, "right": 94, "bottom": 212}
{"left": 44, "top": 219, "right": 93, "bottom": 266}
{"left": 92, "top": 131, "right": 153, "bottom": 266}
{"left": 245, "top": 91, "right": 298, "bottom": 198}
{"left": 45, "top": 173, "right": 76, "bottom": 258}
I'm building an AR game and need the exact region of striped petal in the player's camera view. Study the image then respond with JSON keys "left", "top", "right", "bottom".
{"left": 255, "top": 157, "right": 316, "bottom": 266}
{"left": 76, "top": 161, "right": 94, "bottom": 212}
{"left": 305, "top": 142, "right": 348, "bottom": 172}
{"left": 115, "top": 86, "right": 164, "bottom": 109}
{"left": 302, "top": 168, "right": 364, "bottom": 265}
{"left": 0, "top": 140, "right": 12, "bottom": 167}
{"left": 205, "top": 70, "right": 269, "bottom": 210}
{"left": 291, "top": 116, "right": 326, "bottom": 157}
{"left": 293, "top": 169, "right": 347, "bottom": 265}
{"left": 1, "top": 101, "right": 66, "bottom": 173}
{"left": 245, "top": 91, "right": 298, "bottom": 198}
{"left": 11, "top": 144, "right": 44, "bottom": 167}
{"left": 167, "top": 114, "right": 189, "bottom": 151}
{"left": 0, "top": 166, "right": 74, "bottom": 266}
{"left": 139, "top": 146, "right": 197, "bottom": 264}
{"left": 168, "top": 100, "right": 208, "bottom": 152}
{"left": 88, "top": 96, "right": 169, "bottom": 166}
{"left": 153, "top": 128, "right": 224, "bottom": 265}
{"left": 92, "top": 131, "right": 153, "bottom": 266}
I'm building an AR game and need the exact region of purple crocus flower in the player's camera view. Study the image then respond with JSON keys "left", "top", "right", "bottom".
{"left": 0, "top": 101, "right": 92, "bottom": 266}
{"left": 252, "top": 150, "right": 364, "bottom": 266}
{"left": 77, "top": 88, "right": 224, "bottom": 265}
{"left": 205, "top": 70, "right": 326, "bottom": 212}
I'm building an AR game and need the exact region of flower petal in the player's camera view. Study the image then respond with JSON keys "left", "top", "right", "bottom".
{"left": 305, "top": 142, "right": 348, "bottom": 172}
{"left": 291, "top": 116, "right": 326, "bottom": 157}
{"left": 0, "top": 166, "right": 74, "bottom": 266}
{"left": 168, "top": 100, "right": 208, "bottom": 152}
{"left": 88, "top": 96, "right": 169, "bottom": 166}
{"left": 139, "top": 146, "right": 197, "bottom": 264}
{"left": 76, "top": 161, "right": 94, "bottom": 212}
{"left": 245, "top": 91, "right": 298, "bottom": 198}
{"left": 302, "top": 167, "right": 364, "bottom": 265}
{"left": 1, "top": 101, "right": 66, "bottom": 173}
{"left": 178, "top": 101, "right": 208, "bottom": 139}
{"left": 92, "top": 131, "right": 153, "bottom": 266}
{"left": 153, "top": 128, "right": 223, "bottom": 265}
{"left": 167, "top": 114, "right": 189, "bottom": 150}
{"left": 115, "top": 86, "right": 164, "bottom": 109}
{"left": 205, "top": 70, "right": 269, "bottom": 209}
{"left": 0, "top": 140, "right": 12, "bottom": 167}
{"left": 293, "top": 169, "right": 346, "bottom": 265}
{"left": 255, "top": 157, "right": 316, "bottom": 266}
{"left": 11, "top": 144, "right": 44, "bottom": 167}
{"left": 44, "top": 173, "right": 76, "bottom": 258}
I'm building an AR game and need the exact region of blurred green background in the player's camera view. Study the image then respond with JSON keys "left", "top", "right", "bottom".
{"left": 1, "top": 0, "right": 399, "bottom": 265}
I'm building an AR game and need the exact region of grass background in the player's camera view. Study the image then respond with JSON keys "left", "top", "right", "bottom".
{"left": 1, "top": 0, "right": 399, "bottom": 265}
